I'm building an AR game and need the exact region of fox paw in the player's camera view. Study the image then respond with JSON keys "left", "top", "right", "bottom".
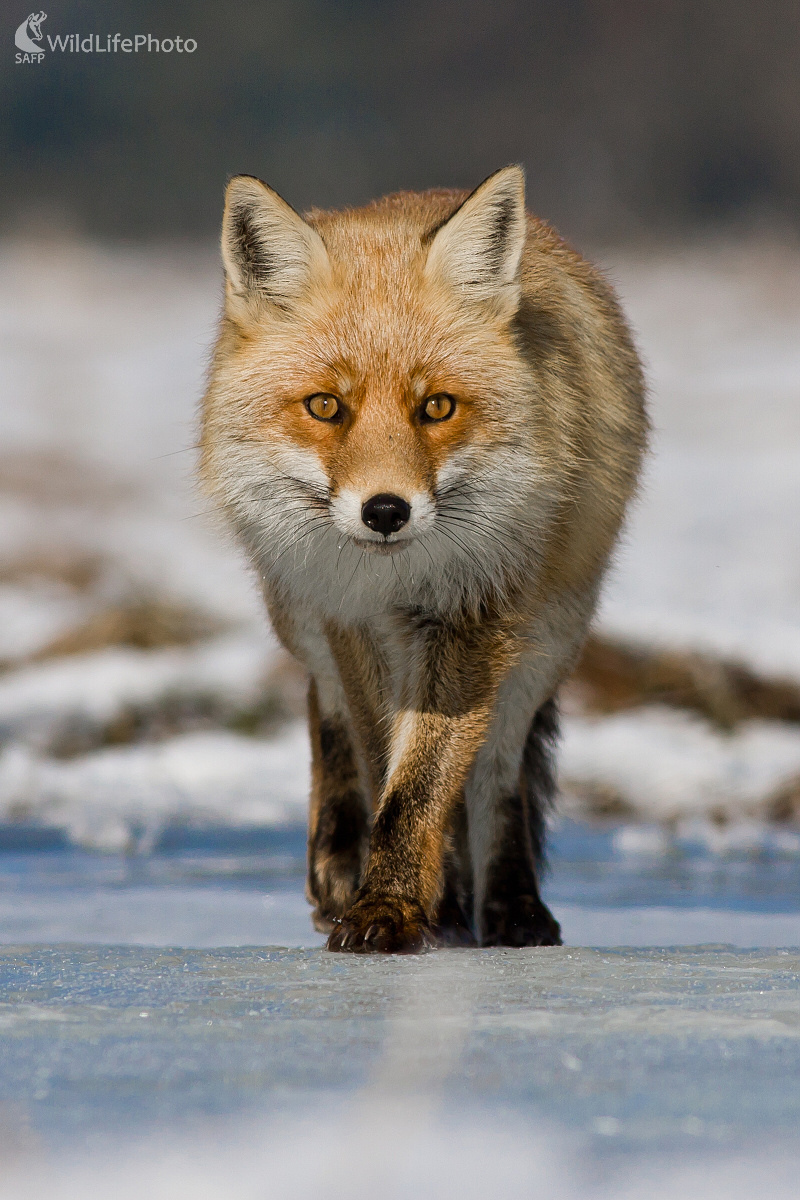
{"left": 326, "top": 897, "right": 434, "bottom": 954}
{"left": 310, "top": 907, "right": 337, "bottom": 935}
{"left": 432, "top": 920, "right": 477, "bottom": 948}
{"left": 432, "top": 885, "right": 476, "bottom": 947}
{"left": 481, "top": 896, "right": 562, "bottom": 947}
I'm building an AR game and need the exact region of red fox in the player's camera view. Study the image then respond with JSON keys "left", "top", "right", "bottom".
{"left": 200, "top": 167, "right": 647, "bottom": 952}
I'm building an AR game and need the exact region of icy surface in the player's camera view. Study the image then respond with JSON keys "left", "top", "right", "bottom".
{"left": 2, "top": 1117, "right": 799, "bottom": 1200}
{"left": 1, "top": 820, "right": 798, "bottom": 948}
{"left": 3, "top": 888, "right": 800, "bottom": 950}
{"left": 0, "top": 944, "right": 798, "bottom": 1198}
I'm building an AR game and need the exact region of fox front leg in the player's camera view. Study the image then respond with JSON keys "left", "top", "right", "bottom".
{"left": 467, "top": 687, "right": 563, "bottom": 948}
{"left": 306, "top": 679, "right": 370, "bottom": 932}
{"left": 327, "top": 619, "right": 513, "bottom": 953}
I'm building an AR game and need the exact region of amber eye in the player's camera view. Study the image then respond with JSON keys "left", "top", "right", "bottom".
{"left": 422, "top": 394, "right": 454, "bottom": 422}
{"left": 305, "top": 394, "right": 340, "bottom": 422}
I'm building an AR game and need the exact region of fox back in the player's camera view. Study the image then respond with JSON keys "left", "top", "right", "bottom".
{"left": 201, "top": 168, "right": 647, "bottom": 952}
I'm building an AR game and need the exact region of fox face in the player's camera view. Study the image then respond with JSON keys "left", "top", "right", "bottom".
{"left": 201, "top": 168, "right": 562, "bottom": 617}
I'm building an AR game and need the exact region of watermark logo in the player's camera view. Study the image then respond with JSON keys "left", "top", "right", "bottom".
{"left": 15, "top": 10, "right": 46, "bottom": 61}
{"left": 15, "top": 12, "right": 197, "bottom": 63}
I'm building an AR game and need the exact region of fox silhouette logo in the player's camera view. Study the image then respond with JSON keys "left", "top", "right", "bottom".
{"left": 15, "top": 11, "right": 46, "bottom": 54}
{"left": 201, "top": 168, "right": 648, "bottom": 952}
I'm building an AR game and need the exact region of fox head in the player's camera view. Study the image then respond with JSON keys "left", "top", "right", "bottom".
{"left": 201, "top": 167, "right": 561, "bottom": 616}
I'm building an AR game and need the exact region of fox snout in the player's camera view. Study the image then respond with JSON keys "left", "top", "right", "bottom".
{"left": 330, "top": 484, "right": 435, "bottom": 551}
{"left": 361, "top": 494, "right": 411, "bottom": 536}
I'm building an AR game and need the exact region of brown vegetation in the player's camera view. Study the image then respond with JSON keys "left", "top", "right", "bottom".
{"left": 566, "top": 635, "right": 800, "bottom": 731}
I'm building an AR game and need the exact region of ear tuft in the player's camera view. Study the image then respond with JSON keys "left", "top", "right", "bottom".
{"left": 221, "top": 176, "right": 330, "bottom": 314}
{"left": 424, "top": 166, "right": 527, "bottom": 319}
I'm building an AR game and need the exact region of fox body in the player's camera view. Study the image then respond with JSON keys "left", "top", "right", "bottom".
{"left": 200, "top": 167, "right": 647, "bottom": 952}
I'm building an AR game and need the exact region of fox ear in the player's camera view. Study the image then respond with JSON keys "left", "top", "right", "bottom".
{"left": 221, "top": 176, "right": 330, "bottom": 317}
{"left": 424, "top": 166, "right": 527, "bottom": 319}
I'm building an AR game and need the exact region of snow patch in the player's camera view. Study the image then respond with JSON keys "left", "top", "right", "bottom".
{"left": 561, "top": 707, "right": 800, "bottom": 821}
{"left": 0, "top": 633, "right": 282, "bottom": 750}
{"left": 0, "top": 725, "right": 309, "bottom": 851}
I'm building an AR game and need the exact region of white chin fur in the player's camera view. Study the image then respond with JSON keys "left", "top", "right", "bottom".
{"left": 217, "top": 445, "right": 551, "bottom": 621}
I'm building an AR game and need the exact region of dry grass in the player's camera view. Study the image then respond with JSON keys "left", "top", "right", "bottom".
{"left": 565, "top": 634, "right": 800, "bottom": 730}
{"left": 31, "top": 597, "right": 225, "bottom": 659}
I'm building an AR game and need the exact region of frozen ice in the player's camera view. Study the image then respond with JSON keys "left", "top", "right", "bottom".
{"left": 1, "top": 819, "right": 798, "bottom": 948}
{"left": 1, "top": 1117, "right": 800, "bottom": 1200}
{"left": 2, "top": 889, "right": 800, "bottom": 950}
{"left": 0, "top": 943, "right": 798, "bottom": 1198}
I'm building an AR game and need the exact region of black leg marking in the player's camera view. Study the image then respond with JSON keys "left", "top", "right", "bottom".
{"left": 433, "top": 862, "right": 476, "bottom": 946}
{"left": 433, "top": 798, "right": 475, "bottom": 945}
{"left": 307, "top": 706, "right": 369, "bottom": 931}
{"left": 480, "top": 699, "right": 562, "bottom": 947}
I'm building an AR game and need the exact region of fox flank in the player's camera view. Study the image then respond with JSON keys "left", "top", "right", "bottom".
{"left": 200, "top": 167, "right": 647, "bottom": 952}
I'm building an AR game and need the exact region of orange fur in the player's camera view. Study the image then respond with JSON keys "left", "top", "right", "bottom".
{"left": 200, "top": 167, "right": 647, "bottom": 952}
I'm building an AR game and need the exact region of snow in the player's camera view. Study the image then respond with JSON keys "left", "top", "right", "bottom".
{"left": 598, "top": 244, "right": 800, "bottom": 680}
{"left": 0, "top": 633, "right": 282, "bottom": 752}
{"left": 0, "top": 239, "right": 263, "bottom": 630}
{"left": 1, "top": 705, "right": 799, "bottom": 850}
{"left": 0, "top": 724, "right": 310, "bottom": 851}
{"left": 0, "top": 581, "right": 94, "bottom": 662}
{"left": 560, "top": 706, "right": 800, "bottom": 821}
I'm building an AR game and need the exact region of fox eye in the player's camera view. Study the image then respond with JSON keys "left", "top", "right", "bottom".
{"left": 422, "top": 394, "right": 455, "bottom": 422}
{"left": 305, "top": 393, "right": 340, "bottom": 422}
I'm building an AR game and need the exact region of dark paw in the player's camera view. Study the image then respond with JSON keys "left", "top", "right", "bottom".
{"left": 326, "top": 896, "right": 434, "bottom": 954}
{"left": 432, "top": 883, "right": 476, "bottom": 947}
{"left": 481, "top": 896, "right": 562, "bottom": 947}
{"left": 431, "top": 920, "right": 477, "bottom": 948}
{"left": 310, "top": 907, "right": 336, "bottom": 935}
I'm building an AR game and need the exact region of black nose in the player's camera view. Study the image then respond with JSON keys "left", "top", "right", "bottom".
{"left": 361, "top": 493, "right": 411, "bottom": 536}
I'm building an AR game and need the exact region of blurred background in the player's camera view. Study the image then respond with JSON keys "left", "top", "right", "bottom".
{"left": 1, "top": 0, "right": 800, "bottom": 944}
{"left": 5, "top": 0, "right": 800, "bottom": 241}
